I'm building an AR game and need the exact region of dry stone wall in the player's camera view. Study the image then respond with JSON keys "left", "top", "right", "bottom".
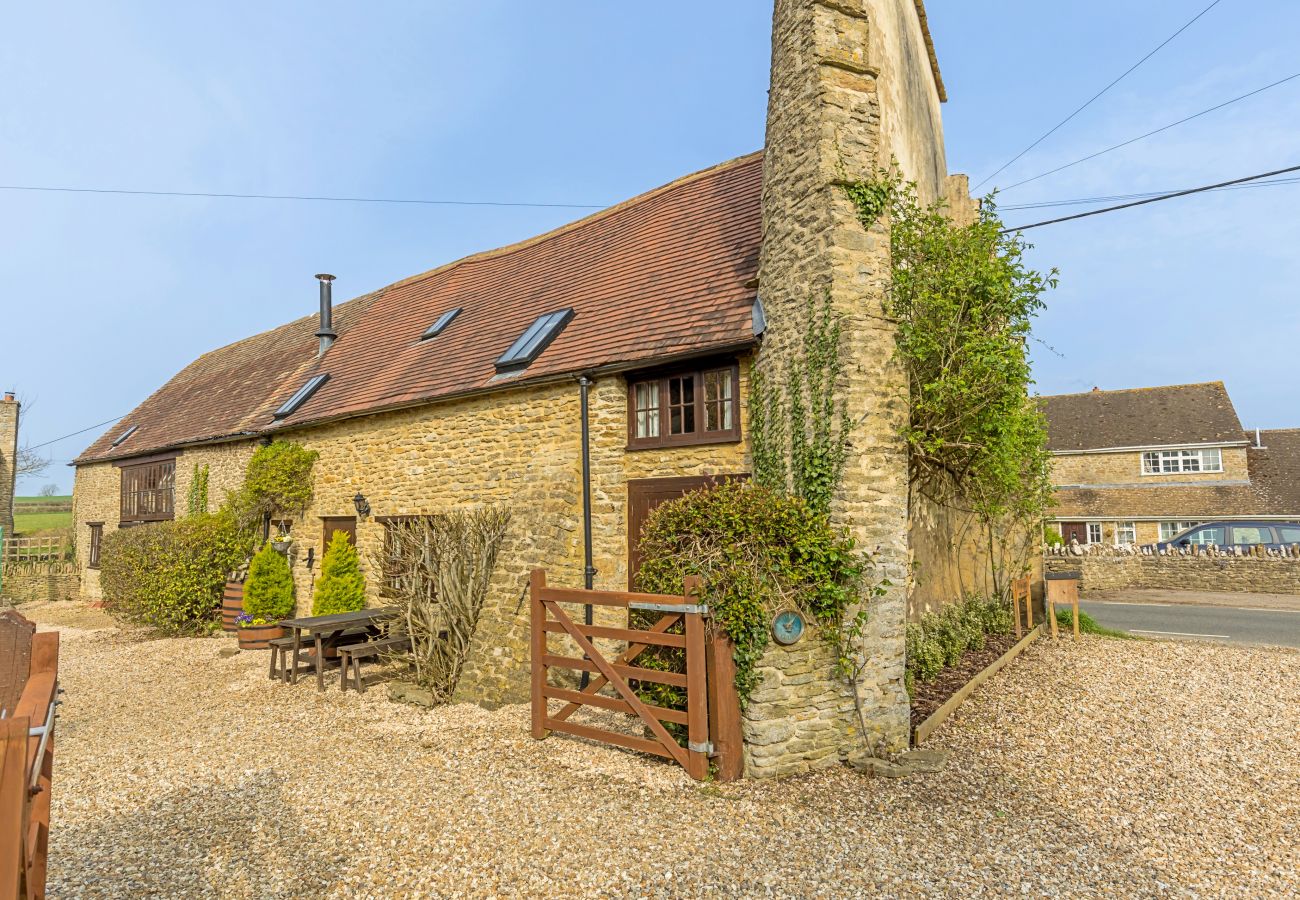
{"left": 1045, "top": 548, "right": 1300, "bottom": 594}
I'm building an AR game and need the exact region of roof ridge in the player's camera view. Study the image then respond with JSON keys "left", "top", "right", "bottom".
{"left": 377, "top": 151, "right": 763, "bottom": 295}
{"left": 1039, "top": 381, "right": 1226, "bottom": 400}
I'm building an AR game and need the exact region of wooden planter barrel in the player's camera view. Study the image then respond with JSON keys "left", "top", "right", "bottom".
{"left": 221, "top": 582, "right": 245, "bottom": 633}
{"left": 237, "top": 623, "right": 284, "bottom": 650}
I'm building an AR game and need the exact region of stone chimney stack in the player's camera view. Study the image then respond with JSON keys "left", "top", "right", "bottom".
{"left": 746, "top": 1, "right": 950, "bottom": 775}
{"left": 0, "top": 392, "right": 19, "bottom": 539}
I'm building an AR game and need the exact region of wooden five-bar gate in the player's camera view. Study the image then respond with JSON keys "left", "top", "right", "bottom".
{"left": 529, "top": 569, "right": 742, "bottom": 781}
{"left": 0, "top": 611, "right": 60, "bottom": 900}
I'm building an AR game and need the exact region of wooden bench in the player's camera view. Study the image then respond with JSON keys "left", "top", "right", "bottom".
{"left": 338, "top": 635, "right": 411, "bottom": 693}
{"left": 268, "top": 627, "right": 371, "bottom": 682}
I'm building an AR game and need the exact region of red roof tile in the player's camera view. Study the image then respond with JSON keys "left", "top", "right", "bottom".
{"left": 77, "top": 153, "right": 763, "bottom": 464}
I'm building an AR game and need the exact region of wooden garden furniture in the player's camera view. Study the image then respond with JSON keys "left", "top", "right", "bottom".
{"left": 278, "top": 609, "right": 397, "bottom": 691}
{"left": 338, "top": 635, "right": 412, "bottom": 693}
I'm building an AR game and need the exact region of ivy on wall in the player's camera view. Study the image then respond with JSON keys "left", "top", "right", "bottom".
{"left": 186, "top": 463, "right": 209, "bottom": 516}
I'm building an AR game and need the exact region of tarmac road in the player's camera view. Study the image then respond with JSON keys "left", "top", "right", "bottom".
{"left": 1080, "top": 598, "right": 1300, "bottom": 649}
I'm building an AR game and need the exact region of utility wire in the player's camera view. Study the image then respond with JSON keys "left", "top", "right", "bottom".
{"left": 974, "top": 0, "right": 1224, "bottom": 190}
{"left": 24, "top": 415, "right": 126, "bottom": 451}
{"left": 999, "top": 71, "right": 1300, "bottom": 192}
{"left": 0, "top": 185, "right": 606, "bottom": 210}
{"left": 1001, "top": 175, "right": 1300, "bottom": 210}
{"left": 1001, "top": 163, "right": 1300, "bottom": 232}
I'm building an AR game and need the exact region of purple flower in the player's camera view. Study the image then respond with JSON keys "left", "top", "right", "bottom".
{"left": 235, "top": 612, "right": 254, "bottom": 627}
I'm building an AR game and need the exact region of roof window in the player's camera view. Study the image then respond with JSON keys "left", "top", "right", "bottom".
{"left": 495, "top": 308, "right": 574, "bottom": 373}
{"left": 109, "top": 424, "right": 139, "bottom": 448}
{"left": 274, "top": 374, "right": 330, "bottom": 419}
{"left": 420, "top": 307, "right": 462, "bottom": 341}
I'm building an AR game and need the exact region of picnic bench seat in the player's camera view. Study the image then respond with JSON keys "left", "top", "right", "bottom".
{"left": 339, "top": 635, "right": 411, "bottom": 693}
{"left": 268, "top": 627, "right": 370, "bottom": 682}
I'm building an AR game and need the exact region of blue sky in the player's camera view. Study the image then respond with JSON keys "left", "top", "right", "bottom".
{"left": 4, "top": 1, "right": 1298, "bottom": 493}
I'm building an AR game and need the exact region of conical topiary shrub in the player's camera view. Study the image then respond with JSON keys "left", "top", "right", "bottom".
{"left": 312, "top": 531, "right": 366, "bottom": 615}
{"left": 243, "top": 541, "right": 296, "bottom": 622}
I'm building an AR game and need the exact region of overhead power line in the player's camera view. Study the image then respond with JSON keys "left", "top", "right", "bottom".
{"left": 999, "top": 71, "right": 1300, "bottom": 192}
{"left": 1001, "top": 174, "right": 1300, "bottom": 211}
{"left": 1001, "top": 162, "right": 1300, "bottom": 232}
{"left": 24, "top": 415, "right": 126, "bottom": 452}
{"left": 0, "top": 184, "right": 606, "bottom": 210}
{"left": 974, "top": 0, "right": 1224, "bottom": 190}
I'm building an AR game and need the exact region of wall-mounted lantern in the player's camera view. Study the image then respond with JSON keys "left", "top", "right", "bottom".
{"left": 352, "top": 492, "right": 371, "bottom": 519}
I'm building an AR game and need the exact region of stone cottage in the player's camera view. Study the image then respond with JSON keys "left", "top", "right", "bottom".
{"left": 74, "top": 1, "right": 991, "bottom": 774}
{"left": 1042, "top": 382, "right": 1300, "bottom": 547}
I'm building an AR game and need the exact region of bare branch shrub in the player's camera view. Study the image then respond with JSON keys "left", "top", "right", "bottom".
{"left": 378, "top": 507, "right": 510, "bottom": 702}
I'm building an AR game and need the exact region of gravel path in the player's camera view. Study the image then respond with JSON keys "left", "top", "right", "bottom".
{"left": 23, "top": 601, "right": 1300, "bottom": 898}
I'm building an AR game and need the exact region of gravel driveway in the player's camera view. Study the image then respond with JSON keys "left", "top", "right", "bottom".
{"left": 25, "top": 602, "right": 1300, "bottom": 898}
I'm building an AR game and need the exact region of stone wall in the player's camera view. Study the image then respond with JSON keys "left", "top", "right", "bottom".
{"left": 747, "top": 0, "right": 947, "bottom": 777}
{"left": 1, "top": 565, "right": 78, "bottom": 604}
{"left": 0, "top": 393, "right": 18, "bottom": 539}
{"left": 1045, "top": 550, "right": 1300, "bottom": 595}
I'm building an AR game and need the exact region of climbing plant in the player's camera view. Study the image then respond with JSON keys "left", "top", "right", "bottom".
{"left": 843, "top": 168, "right": 1056, "bottom": 592}
{"left": 227, "top": 441, "right": 319, "bottom": 535}
{"left": 186, "top": 463, "right": 209, "bottom": 516}
{"left": 749, "top": 292, "right": 851, "bottom": 520}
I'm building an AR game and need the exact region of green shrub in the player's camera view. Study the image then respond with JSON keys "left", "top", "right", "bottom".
{"left": 227, "top": 441, "right": 319, "bottom": 534}
{"left": 99, "top": 510, "right": 251, "bottom": 635}
{"left": 243, "top": 542, "right": 295, "bottom": 622}
{"left": 312, "top": 531, "right": 366, "bottom": 615}
{"left": 905, "top": 593, "right": 1015, "bottom": 696}
{"left": 636, "top": 481, "right": 864, "bottom": 707}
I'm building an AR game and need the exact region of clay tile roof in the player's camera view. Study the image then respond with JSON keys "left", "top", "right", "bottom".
{"left": 76, "top": 152, "right": 763, "bottom": 465}
{"left": 1039, "top": 382, "right": 1247, "bottom": 452}
{"left": 1249, "top": 429, "right": 1300, "bottom": 514}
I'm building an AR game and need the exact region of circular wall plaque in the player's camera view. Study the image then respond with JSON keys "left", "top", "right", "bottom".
{"left": 772, "top": 610, "right": 806, "bottom": 646}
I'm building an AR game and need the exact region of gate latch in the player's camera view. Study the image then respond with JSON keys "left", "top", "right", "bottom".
{"left": 629, "top": 601, "right": 709, "bottom": 616}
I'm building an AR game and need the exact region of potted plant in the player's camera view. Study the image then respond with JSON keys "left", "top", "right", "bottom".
{"left": 310, "top": 531, "right": 366, "bottom": 655}
{"left": 270, "top": 526, "right": 293, "bottom": 554}
{"left": 238, "top": 541, "right": 296, "bottom": 650}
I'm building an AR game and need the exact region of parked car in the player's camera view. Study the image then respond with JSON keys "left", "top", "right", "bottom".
{"left": 1146, "top": 521, "right": 1300, "bottom": 553}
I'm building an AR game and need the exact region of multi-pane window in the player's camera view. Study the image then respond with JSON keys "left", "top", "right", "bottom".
{"left": 1114, "top": 521, "right": 1137, "bottom": 545}
{"left": 627, "top": 362, "right": 741, "bottom": 449}
{"left": 1087, "top": 523, "right": 1102, "bottom": 544}
{"left": 119, "top": 459, "right": 175, "bottom": 524}
{"left": 87, "top": 523, "right": 103, "bottom": 568}
{"left": 1141, "top": 448, "right": 1223, "bottom": 475}
{"left": 1159, "top": 521, "right": 1201, "bottom": 541}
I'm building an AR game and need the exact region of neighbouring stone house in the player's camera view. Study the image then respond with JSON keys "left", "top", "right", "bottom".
{"left": 1042, "top": 382, "right": 1300, "bottom": 547}
{"left": 74, "top": 1, "right": 1001, "bottom": 775}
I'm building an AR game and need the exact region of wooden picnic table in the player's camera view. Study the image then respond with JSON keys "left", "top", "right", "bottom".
{"left": 280, "top": 608, "right": 398, "bottom": 691}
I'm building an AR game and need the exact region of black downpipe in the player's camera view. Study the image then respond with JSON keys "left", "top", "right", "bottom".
{"left": 578, "top": 374, "right": 596, "bottom": 688}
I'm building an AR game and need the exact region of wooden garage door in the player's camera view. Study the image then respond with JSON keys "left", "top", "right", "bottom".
{"left": 627, "top": 474, "right": 747, "bottom": 588}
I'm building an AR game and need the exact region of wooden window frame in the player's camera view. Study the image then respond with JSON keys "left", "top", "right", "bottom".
{"left": 117, "top": 456, "right": 176, "bottom": 525}
{"left": 87, "top": 522, "right": 104, "bottom": 569}
{"left": 626, "top": 360, "right": 741, "bottom": 450}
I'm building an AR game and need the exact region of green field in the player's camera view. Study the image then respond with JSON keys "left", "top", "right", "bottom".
{"left": 10, "top": 495, "right": 74, "bottom": 536}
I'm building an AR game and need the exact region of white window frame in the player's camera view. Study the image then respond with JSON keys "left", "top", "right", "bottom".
{"left": 1159, "top": 521, "right": 1201, "bottom": 541}
{"left": 1141, "top": 448, "right": 1223, "bottom": 476}
{"left": 1114, "top": 521, "right": 1137, "bottom": 545}
{"left": 1087, "top": 523, "right": 1102, "bottom": 544}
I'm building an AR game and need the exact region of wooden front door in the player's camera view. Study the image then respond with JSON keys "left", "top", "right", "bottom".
{"left": 627, "top": 474, "right": 747, "bottom": 588}
{"left": 1060, "top": 522, "right": 1088, "bottom": 545}
{"left": 322, "top": 516, "right": 357, "bottom": 550}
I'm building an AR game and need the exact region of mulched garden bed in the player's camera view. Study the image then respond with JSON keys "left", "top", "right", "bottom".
{"left": 909, "top": 631, "right": 1019, "bottom": 732}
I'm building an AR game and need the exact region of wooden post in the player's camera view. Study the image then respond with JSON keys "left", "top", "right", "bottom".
{"left": 529, "top": 569, "right": 549, "bottom": 739}
{"left": 683, "top": 576, "right": 708, "bottom": 781}
{"left": 0, "top": 717, "right": 28, "bottom": 899}
{"left": 705, "top": 625, "right": 744, "bottom": 782}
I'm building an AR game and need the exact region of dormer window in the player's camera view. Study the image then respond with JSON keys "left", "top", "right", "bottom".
{"left": 495, "top": 309, "right": 574, "bottom": 373}
{"left": 627, "top": 361, "right": 740, "bottom": 449}
{"left": 420, "top": 307, "right": 462, "bottom": 341}
{"left": 274, "top": 374, "right": 329, "bottom": 420}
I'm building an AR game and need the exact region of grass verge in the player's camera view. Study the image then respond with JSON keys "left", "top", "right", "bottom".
{"left": 1055, "top": 608, "right": 1141, "bottom": 640}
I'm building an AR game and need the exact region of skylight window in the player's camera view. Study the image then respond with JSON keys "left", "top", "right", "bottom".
{"left": 110, "top": 425, "right": 138, "bottom": 448}
{"left": 420, "top": 307, "right": 462, "bottom": 341}
{"left": 494, "top": 308, "right": 574, "bottom": 373}
{"left": 273, "top": 374, "right": 330, "bottom": 419}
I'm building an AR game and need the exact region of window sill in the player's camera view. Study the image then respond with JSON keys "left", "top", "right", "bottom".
{"left": 626, "top": 432, "right": 742, "bottom": 452}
